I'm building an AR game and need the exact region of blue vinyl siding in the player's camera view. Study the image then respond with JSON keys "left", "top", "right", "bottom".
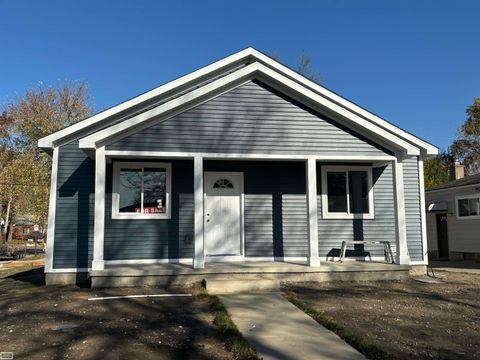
{"left": 53, "top": 141, "right": 94, "bottom": 269}
{"left": 108, "top": 81, "right": 391, "bottom": 157}
{"left": 403, "top": 157, "right": 424, "bottom": 261}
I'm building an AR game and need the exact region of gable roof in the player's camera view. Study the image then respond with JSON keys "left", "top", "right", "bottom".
{"left": 426, "top": 173, "right": 480, "bottom": 192}
{"left": 38, "top": 47, "right": 438, "bottom": 157}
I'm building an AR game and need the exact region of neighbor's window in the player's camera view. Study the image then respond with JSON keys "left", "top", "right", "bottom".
{"left": 113, "top": 162, "right": 171, "bottom": 219}
{"left": 456, "top": 195, "right": 480, "bottom": 219}
{"left": 22, "top": 227, "right": 30, "bottom": 235}
{"left": 322, "top": 166, "right": 374, "bottom": 219}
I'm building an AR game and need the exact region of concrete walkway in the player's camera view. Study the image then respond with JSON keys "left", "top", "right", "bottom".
{"left": 219, "top": 292, "right": 365, "bottom": 360}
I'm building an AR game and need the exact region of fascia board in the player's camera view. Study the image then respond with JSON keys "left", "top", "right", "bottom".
{"left": 248, "top": 48, "right": 437, "bottom": 155}
{"left": 38, "top": 48, "right": 255, "bottom": 149}
{"left": 80, "top": 62, "right": 418, "bottom": 155}
{"left": 79, "top": 63, "right": 260, "bottom": 149}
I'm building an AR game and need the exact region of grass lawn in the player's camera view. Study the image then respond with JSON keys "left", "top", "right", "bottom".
{"left": 0, "top": 268, "right": 256, "bottom": 360}
{"left": 284, "top": 272, "right": 480, "bottom": 360}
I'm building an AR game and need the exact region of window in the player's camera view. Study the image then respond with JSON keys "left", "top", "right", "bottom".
{"left": 112, "top": 162, "right": 172, "bottom": 219}
{"left": 22, "top": 227, "right": 30, "bottom": 235}
{"left": 321, "top": 166, "right": 374, "bottom": 219}
{"left": 213, "top": 178, "right": 234, "bottom": 189}
{"left": 456, "top": 195, "right": 480, "bottom": 219}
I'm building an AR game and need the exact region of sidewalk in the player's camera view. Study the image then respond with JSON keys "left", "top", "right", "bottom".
{"left": 219, "top": 292, "right": 365, "bottom": 360}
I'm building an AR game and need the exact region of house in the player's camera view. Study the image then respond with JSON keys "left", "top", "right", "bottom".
{"left": 426, "top": 161, "right": 480, "bottom": 261}
{"left": 38, "top": 48, "right": 438, "bottom": 285}
{"left": 12, "top": 217, "right": 35, "bottom": 240}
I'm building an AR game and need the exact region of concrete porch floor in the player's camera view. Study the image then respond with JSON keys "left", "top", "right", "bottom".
{"left": 90, "top": 261, "right": 411, "bottom": 288}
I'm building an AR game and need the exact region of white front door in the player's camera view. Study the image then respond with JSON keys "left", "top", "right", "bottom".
{"left": 204, "top": 172, "right": 243, "bottom": 257}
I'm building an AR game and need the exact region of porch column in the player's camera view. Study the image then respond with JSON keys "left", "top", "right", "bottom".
{"left": 306, "top": 158, "right": 321, "bottom": 267}
{"left": 193, "top": 155, "right": 205, "bottom": 269}
{"left": 92, "top": 146, "right": 106, "bottom": 271}
{"left": 392, "top": 157, "right": 410, "bottom": 265}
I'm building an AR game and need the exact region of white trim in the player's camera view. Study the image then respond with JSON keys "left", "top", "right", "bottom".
{"left": 104, "top": 258, "right": 193, "bottom": 265}
{"left": 418, "top": 158, "right": 429, "bottom": 264}
{"left": 426, "top": 183, "right": 480, "bottom": 193}
{"left": 45, "top": 147, "right": 59, "bottom": 272}
{"left": 325, "top": 255, "right": 389, "bottom": 262}
{"left": 204, "top": 171, "right": 245, "bottom": 258}
{"left": 321, "top": 165, "right": 375, "bottom": 220}
{"left": 111, "top": 161, "right": 172, "bottom": 220}
{"left": 409, "top": 260, "right": 428, "bottom": 266}
{"left": 306, "top": 158, "right": 320, "bottom": 266}
{"left": 39, "top": 47, "right": 437, "bottom": 155}
{"left": 38, "top": 48, "right": 256, "bottom": 149}
{"left": 92, "top": 147, "right": 106, "bottom": 271}
{"left": 392, "top": 158, "right": 410, "bottom": 265}
{"left": 205, "top": 255, "right": 245, "bottom": 262}
{"left": 238, "top": 257, "right": 308, "bottom": 262}
{"left": 103, "top": 257, "right": 312, "bottom": 265}
{"left": 46, "top": 268, "right": 91, "bottom": 273}
{"left": 79, "top": 62, "right": 420, "bottom": 156}
{"left": 246, "top": 48, "right": 437, "bottom": 156}
{"left": 79, "top": 64, "right": 258, "bottom": 149}
{"left": 193, "top": 155, "right": 205, "bottom": 269}
{"left": 105, "top": 150, "right": 395, "bottom": 162}
{"left": 455, "top": 194, "right": 480, "bottom": 220}
{"left": 94, "top": 79, "right": 252, "bottom": 151}
{"left": 254, "top": 65, "right": 420, "bottom": 155}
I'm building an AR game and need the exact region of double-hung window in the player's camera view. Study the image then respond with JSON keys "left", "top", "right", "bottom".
{"left": 321, "top": 166, "right": 374, "bottom": 219}
{"left": 112, "top": 162, "right": 172, "bottom": 219}
{"left": 456, "top": 194, "right": 480, "bottom": 220}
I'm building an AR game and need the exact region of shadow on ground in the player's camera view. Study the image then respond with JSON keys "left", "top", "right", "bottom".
{"left": 0, "top": 268, "right": 232, "bottom": 360}
{"left": 285, "top": 272, "right": 480, "bottom": 360}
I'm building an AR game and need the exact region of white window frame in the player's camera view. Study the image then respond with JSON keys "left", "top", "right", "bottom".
{"left": 455, "top": 194, "right": 480, "bottom": 220}
{"left": 321, "top": 165, "right": 374, "bottom": 219}
{"left": 112, "top": 161, "right": 172, "bottom": 220}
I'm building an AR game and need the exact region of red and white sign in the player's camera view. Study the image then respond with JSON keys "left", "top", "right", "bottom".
{"left": 143, "top": 207, "right": 165, "bottom": 214}
{"left": 134, "top": 207, "right": 166, "bottom": 214}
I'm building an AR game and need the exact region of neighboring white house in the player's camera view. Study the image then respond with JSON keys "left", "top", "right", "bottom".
{"left": 426, "top": 162, "right": 480, "bottom": 261}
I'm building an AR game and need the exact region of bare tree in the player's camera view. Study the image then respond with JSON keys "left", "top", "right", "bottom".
{"left": 296, "top": 52, "right": 322, "bottom": 83}
{"left": 268, "top": 50, "right": 322, "bottom": 83}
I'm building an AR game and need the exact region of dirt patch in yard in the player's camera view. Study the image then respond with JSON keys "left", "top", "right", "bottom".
{"left": 0, "top": 268, "right": 235, "bottom": 359}
{"left": 285, "top": 272, "right": 480, "bottom": 360}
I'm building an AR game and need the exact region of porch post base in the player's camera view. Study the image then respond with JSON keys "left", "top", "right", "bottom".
{"left": 193, "top": 258, "right": 205, "bottom": 269}
{"left": 396, "top": 255, "right": 410, "bottom": 265}
{"left": 308, "top": 256, "right": 321, "bottom": 267}
{"left": 92, "top": 260, "right": 105, "bottom": 271}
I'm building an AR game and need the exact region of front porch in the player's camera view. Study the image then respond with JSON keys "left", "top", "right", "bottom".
{"left": 90, "top": 260, "right": 411, "bottom": 288}
{"left": 91, "top": 153, "right": 414, "bottom": 275}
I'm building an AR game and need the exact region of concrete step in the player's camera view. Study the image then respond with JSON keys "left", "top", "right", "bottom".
{"left": 206, "top": 278, "right": 280, "bottom": 295}
{"left": 90, "top": 268, "right": 410, "bottom": 288}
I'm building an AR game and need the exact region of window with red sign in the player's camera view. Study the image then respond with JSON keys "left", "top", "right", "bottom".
{"left": 113, "top": 162, "right": 171, "bottom": 219}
